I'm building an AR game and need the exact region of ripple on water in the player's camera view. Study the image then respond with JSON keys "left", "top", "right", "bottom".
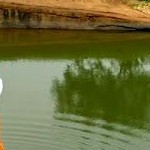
{"left": 2, "top": 114, "right": 150, "bottom": 150}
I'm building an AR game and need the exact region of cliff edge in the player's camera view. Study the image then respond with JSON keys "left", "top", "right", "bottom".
{"left": 0, "top": 0, "right": 150, "bottom": 30}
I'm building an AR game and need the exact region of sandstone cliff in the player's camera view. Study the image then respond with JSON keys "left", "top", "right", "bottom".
{"left": 0, "top": 0, "right": 150, "bottom": 30}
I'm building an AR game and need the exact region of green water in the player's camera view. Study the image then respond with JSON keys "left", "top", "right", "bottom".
{"left": 0, "top": 30, "right": 150, "bottom": 150}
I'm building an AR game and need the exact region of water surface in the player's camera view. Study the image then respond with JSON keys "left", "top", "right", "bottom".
{"left": 0, "top": 30, "right": 150, "bottom": 150}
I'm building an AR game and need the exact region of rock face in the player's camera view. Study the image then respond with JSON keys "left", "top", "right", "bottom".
{"left": 0, "top": 1, "right": 150, "bottom": 30}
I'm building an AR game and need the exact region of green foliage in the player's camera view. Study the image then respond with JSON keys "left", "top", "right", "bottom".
{"left": 140, "top": 0, "right": 150, "bottom": 2}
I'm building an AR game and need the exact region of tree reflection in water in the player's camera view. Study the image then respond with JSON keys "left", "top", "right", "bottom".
{"left": 52, "top": 57, "right": 150, "bottom": 129}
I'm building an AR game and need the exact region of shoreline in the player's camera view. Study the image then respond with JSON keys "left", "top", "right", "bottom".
{"left": 0, "top": 1, "right": 150, "bottom": 30}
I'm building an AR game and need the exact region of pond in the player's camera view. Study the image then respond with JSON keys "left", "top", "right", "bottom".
{"left": 0, "top": 30, "right": 150, "bottom": 150}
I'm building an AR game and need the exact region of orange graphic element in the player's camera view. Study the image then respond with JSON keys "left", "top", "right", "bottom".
{"left": 0, "top": 140, "right": 4, "bottom": 150}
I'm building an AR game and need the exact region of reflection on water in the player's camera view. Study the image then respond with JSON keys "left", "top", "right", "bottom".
{"left": 53, "top": 58, "right": 150, "bottom": 128}
{"left": 0, "top": 30, "right": 150, "bottom": 150}
{"left": 51, "top": 57, "right": 150, "bottom": 150}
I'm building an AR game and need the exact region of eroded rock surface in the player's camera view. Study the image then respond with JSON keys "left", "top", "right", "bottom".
{"left": 0, "top": 0, "right": 150, "bottom": 30}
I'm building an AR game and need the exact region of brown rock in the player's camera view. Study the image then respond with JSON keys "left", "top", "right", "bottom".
{"left": 0, "top": 0, "right": 150, "bottom": 30}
